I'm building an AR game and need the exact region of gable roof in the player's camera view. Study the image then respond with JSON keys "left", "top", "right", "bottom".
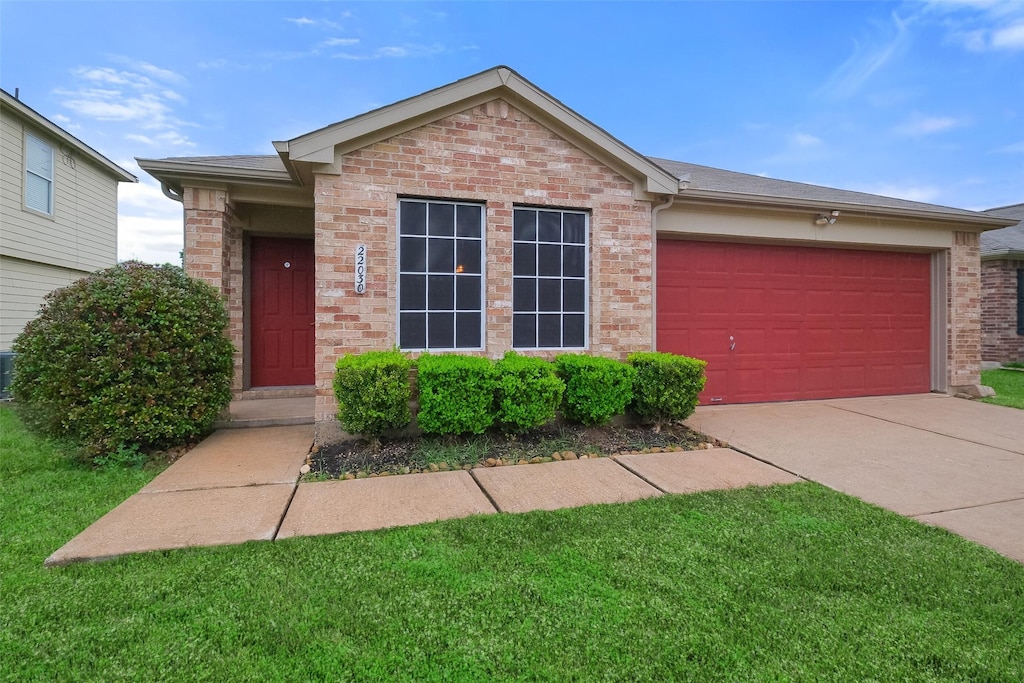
{"left": 982, "top": 204, "right": 1024, "bottom": 258}
{"left": 273, "top": 66, "right": 680, "bottom": 196}
{"left": 0, "top": 89, "right": 136, "bottom": 183}
{"left": 136, "top": 67, "right": 1012, "bottom": 229}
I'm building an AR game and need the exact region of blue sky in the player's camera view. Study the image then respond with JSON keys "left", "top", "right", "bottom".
{"left": 2, "top": 0, "right": 1022, "bottom": 265}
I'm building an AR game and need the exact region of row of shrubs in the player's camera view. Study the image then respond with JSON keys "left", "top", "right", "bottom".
{"left": 333, "top": 350, "right": 706, "bottom": 440}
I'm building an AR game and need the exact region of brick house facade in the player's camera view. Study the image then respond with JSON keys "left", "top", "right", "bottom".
{"left": 981, "top": 204, "right": 1024, "bottom": 363}
{"left": 138, "top": 67, "right": 1013, "bottom": 441}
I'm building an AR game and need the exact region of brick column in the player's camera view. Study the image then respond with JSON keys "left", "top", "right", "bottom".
{"left": 948, "top": 231, "right": 982, "bottom": 393}
{"left": 183, "top": 187, "right": 243, "bottom": 391}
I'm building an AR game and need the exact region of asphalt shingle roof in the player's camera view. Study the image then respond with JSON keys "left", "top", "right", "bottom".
{"left": 981, "top": 204, "right": 1024, "bottom": 257}
{"left": 151, "top": 153, "right": 1001, "bottom": 224}
{"left": 649, "top": 158, "right": 988, "bottom": 220}
{"left": 165, "top": 155, "right": 286, "bottom": 172}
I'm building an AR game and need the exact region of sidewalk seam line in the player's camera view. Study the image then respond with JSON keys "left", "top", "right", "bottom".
{"left": 272, "top": 481, "right": 301, "bottom": 541}
{"left": 713, "top": 446, "right": 808, "bottom": 482}
{"left": 825, "top": 402, "right": 1024, "bottom": 457}
{"left": 468, "top": 469, "right": 504, "bottom": 513}
{"left": 609, "top": 457, "right": 668, "bottom": 495}
{"left": 911, "top": 496, "right": 1024, "bottom": 517}
{"left": 138, "top": 481, "right": 298, "bottom": 495}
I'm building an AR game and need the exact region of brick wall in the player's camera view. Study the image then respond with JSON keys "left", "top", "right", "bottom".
{"left": 313, "top": 99, "right": 653, "bottom": 435}
{"left": 183, "top": 187, "right": 244, "bottom": 391}
{"left": 948, "top": 231, "right": 982, "bottom": 390}
{"left": 981, "top": 258, "right": 1024, "bottom": 362}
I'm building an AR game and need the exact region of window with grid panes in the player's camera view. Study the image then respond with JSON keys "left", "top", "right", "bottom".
{"left": 512, "top": 207, "right": 588, "bottom": 349}
{"left": 398, "top": 199, "right": 484, "bottom": 350}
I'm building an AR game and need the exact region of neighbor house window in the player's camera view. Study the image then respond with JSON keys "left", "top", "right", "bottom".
{"left": 24, "top": 132, "right": 54, "bottom": 215}
{"left": 398, "top": 199, "right": 484, "bottom": 350}
{"left": 1017, "top": 269, "right": 1024, "bottom": 336}
{"left": 512, "top": 207, "right": 588, "bottom": 349}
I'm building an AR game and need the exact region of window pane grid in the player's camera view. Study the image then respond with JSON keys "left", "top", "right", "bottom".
{"left": 512, "top": 207, "right": 588, "bottom": 350}
{"left": 398, "top": 199, "right": 484, "bottom": 351}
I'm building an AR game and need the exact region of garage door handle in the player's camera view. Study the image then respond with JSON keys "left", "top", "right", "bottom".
{"left": 729, "top": 335, "right": 736, "bottom": 351}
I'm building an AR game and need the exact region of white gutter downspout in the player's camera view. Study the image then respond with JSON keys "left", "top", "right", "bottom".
{"left": 161, "top": 182, "right": 183, "bottom": 203}
{"left": 651, "top": 193, "right": 675, "bottom": 350}
{"left": 649, "top": 176, "right": 688, "bottom": 349}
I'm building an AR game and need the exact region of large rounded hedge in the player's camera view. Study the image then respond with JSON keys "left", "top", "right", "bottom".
{"left": 11, "top": 261, "right": 235, "bottom": 459}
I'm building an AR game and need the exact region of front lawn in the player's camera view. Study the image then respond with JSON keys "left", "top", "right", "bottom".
{"left": 981, "top": 368, "right": 1024, "bottom": 409}
{"left": 2, "top": 406, "right": 1022, "bottom": 680}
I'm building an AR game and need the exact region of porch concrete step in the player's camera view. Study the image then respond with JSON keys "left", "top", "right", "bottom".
{"left": 216, "top": 396, "right": 315, "bottom": 429}
{"left": 236, "top": 386, "right": 315, "bottom": 400}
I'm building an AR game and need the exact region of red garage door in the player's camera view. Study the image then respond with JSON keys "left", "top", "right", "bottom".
{"left": 657, "top": 239, "right": 931, "bottom": 404}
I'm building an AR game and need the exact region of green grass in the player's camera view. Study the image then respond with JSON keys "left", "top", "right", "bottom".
{"left": 2, "top": 407, "right": 1023, "bottom": 681}
{"left": 981, "top": 368, "right": 1024, "bottom": 409}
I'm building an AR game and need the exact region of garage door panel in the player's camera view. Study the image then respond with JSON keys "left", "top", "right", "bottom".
{"left": 657, "top": 239, "right": 931, "bottom": 404}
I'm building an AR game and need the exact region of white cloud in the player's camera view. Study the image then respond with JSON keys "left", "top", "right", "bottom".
{"left": 927, "top": 0, "right": 1024, "bottom": 51}
{"left": 322, "top": 37, "right": 359, "bottom": 47}
{"left": 285, "top": 16, "right": 341, "bottom": 30}
{"left": 791, "top": 133, "right": 822, "bottom": 147}
{"left": 117, "top": 179, "right": 185, "bottom": 265}
{"left": 894, "top": 115, "right": 966, "bottom": 136}
{"left": 332, "top": 42, "right": 450, "bottom": 61}
{"left": 817, "top": 12, "right": 909, "bottom": 99}
{"left": 55, "top": 60, "right": 195, "bottom": 147}
{"left": 857, "top": 183, "right": 941, "bottom": 203}
{"left": 991, "top": 21, "right": 1024, "bottom": 48}
{"left": 995, "top": 140, "right": 1024, "bottom": 153}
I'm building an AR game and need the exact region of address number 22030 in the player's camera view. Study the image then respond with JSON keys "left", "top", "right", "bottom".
{"left": 355, "top": 244, "right": 367, "bottom": 294}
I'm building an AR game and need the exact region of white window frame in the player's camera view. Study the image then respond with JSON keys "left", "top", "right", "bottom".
{"left": 24, "top": 131, "right": 54, "bottom": 216}
{"left": 511, "top": 206, "right": 590, "bottom": 350}
{"left": 397, "top": 198, "right": 486, "bottom": 352}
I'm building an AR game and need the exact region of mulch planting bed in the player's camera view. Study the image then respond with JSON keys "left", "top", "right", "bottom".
{"left": 307, "top": 422, "right": 724, "bottom": 480}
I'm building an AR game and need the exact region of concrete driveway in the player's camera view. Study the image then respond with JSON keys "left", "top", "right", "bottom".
{"left": 686, "top": 393, "right": 1024, "bottom": 563}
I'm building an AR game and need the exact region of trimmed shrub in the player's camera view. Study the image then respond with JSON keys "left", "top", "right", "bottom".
{"left": 628, "top": 352, "right": 707, "bottom": 429}
{"left": 554, "top": 354, "right": 635, "bottom": 425}
{"left": 334, "top": 350, "right": 413, "bottom": 443}
{"left": 494, "top": 352, "right": 565, "bottom": 433}
{"left": 416, "top": 354, "right": 497, "bottom": 436}
{"left": 11, "top": 261, "right": 235, "bottom": 460}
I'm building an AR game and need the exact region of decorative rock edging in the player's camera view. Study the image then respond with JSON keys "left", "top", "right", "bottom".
{"left": 302, "top": 440, "right": 727, "bottom": 481}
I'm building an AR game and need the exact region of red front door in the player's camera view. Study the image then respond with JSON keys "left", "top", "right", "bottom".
{"left": 657, "top": 239, "right": 931, "bottom": 404}
{"left": 251, "top": 237, "right": 314, "bottom": 387}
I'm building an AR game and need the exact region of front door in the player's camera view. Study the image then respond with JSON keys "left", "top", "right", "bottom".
{"left": 250, "top": 236, "right": 314, "bottom": 387}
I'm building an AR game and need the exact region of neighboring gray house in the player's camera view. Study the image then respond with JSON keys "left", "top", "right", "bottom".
{"left": 0, "top": 89, "right": 136, "bottom": 363}
{"left": 981, "top": 204, "right": 1024, "bottom": 363}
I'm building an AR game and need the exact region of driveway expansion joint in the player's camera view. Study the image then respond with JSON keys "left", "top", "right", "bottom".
{"left": 468, "top": 468, "right": 505, "bottom": 513}
{"left": 610, "top": 456, "right": 669, "bottom": 494}
{"left": 910, "top": 495, "right": 1024, "bottom": 518}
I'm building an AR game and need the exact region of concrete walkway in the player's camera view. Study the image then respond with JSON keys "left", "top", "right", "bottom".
{"left": 45, "top": 428, "right": 799, "bottom": 566}
{"left": 685, "top": 393, "right": 1024, "bottom": 563}
{"left": 46, "top": 393, "right": 1023, "bottom": 566}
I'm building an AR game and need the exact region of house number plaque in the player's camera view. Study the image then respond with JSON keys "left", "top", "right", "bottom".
{"left": 355, "top": 244, "right": 367, "bottom": 294}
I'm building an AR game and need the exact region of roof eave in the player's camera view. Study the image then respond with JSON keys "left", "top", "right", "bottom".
{"left": 136, "top": 157, "right": 295, "bottom": 187}
{"left": 1, "top": 89, "right": 137, "bottom": 183}
{"left": 676, "top": 188, "right": 1018, "bottom": 228}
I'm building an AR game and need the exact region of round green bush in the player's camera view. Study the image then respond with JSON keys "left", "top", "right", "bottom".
{"left": 334, "top": 350, "right": 413, "bottom": 441}
{"left": 11, "top": 261, "right": 235, "bottom": 460}
{"left": 495, "top": 351, "right": 564, "bottom": 433}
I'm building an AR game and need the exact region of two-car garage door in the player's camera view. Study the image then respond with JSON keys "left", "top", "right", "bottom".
{"left": 657, "top": 239, "right": 931, "bottom": 404}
